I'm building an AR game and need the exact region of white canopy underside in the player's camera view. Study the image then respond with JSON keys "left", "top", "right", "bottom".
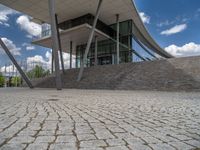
{"left": 32, "top": 24, "right": 110, "bottom": 54}
{"left": 0, "top": 0, "right": 173, "bottom": 58}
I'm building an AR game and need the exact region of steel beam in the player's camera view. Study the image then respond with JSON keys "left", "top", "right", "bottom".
{"left": 94, "top": 36, "right": 98, "bottom": 66}
{"left": 0, "top": 38, "right": 34, "bottom": 89}
{"left": 132, "top": 34, "right": 157, "bottom": 59}
{"left": 48, "top": 0, "right": 62, "bottom": 90}
{"left": 55, "top": 14, "right": 65, "bottom": 74}
{"left": 77, "top": 0, "right": 103, "bottom": 81}
{"left": 116, "top": 14, "right": 120, "bottom": 64}
{"left": 70, "top": 41, "right": 73, "bottom": 69}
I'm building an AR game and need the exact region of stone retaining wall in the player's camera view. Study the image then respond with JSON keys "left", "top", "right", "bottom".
{"left": 33, "top": 56, "right": 200, "bottom": 91}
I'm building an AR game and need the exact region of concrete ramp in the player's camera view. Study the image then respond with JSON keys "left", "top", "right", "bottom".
{"left": 33, "top": 56, "right": 200, "bottom": 91}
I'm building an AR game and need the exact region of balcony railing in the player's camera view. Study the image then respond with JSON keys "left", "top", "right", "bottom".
{"left": 41, "top": 29, "right": 51, "bottom": 38}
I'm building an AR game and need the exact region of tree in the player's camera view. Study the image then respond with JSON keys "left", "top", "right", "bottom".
{"left": 0, "top": 73, "right": 5, "bottom": 87}
{"left": 27, "top": 65, "right": 50, "bottom": 79}
{"left": 11, "top": 76, "right": 21, "bottom": 87}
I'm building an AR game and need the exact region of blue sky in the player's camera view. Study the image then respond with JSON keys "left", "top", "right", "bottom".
{"left": 0, "top": 0, "right": 200, "bottom": 69}
{"left": 135, "top": 0, "right": 200, "bottom": 57}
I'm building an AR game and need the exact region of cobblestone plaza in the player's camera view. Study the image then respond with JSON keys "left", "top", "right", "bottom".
{"left": 0, "top": 88, "right": 200, "bottom": 150}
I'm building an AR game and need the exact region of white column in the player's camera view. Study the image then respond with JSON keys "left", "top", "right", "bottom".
{"left": 55, "top": 14, "right": 65, "bottom": 74}
{"left": 94, "top": 36, "right": 98, "bottom": 66}
{"left": 116, "top": 14, "right": 120, "bottom": 64}
{"left": 70, "top": 41, "right": 73, "bottom": 69}
{"left": 48, "top": 0, "right": 62, "bottom": 90}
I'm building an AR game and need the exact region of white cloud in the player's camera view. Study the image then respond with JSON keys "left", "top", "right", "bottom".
{"left": 157, "top": 20, "right": 174, "bottom": 27}
{"left": 161, "top": 24, "right": 187, "bottom": 35}
{"left": 22, "top": 43, "right": 28, "bottom": 47}
{"left": 0, "top": 4, "right": 18, "bottom": 27}
{"left": 165, "top": 42, "right": 200, "bottom": 57}
{"left": 26, "top": 51, "right": 53, "bottom": 71}
{"left": 27, "top": 55, "right": 47, "bottom": 64}
{"left": 0, "top": 65, "right": 17, "bottom": 75}
{"left": 0, "top": 37, "right": 21, "bottom": 55}
{"left": 0, "top": 22, "right": 10, "bottom": 27}
{"left": 26, "top": 51, "right": 76, "bottom": 71}
{"left": 16, "top": 15, "right": 41, "bottom": 38}
{"left": 26, "top": 46, "right": 35, "bottom": 51}
{"left": 26, "top": 55, "right": 49, "bottom": 71}
{"left": 139, "top": 12, "right": 150, "bottom": 24}
{"left": 22, "top": 43, "right": 35, "bottom": 51}
{"left": 0, "top": 50, "right": 76, "bottom": 75}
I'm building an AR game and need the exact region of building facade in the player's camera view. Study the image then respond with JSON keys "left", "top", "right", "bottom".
{"left": 0, "top": 0, "right": 173, "bottom": 89}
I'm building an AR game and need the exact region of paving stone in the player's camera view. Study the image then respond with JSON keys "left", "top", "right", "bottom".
{"left": 55, "top": 135, "right": 76, "bottom": 143}
{"left": 26, "top": 143, "right": 49, "bottom": 150}
{"left": 128, "top": 142, "right": 152, "bottom": 150}
{"left": 49, "top": 143, "right": 77, "bottom": 150}
{"left": 1, "top": 144, "right": 26, "bottom": 150}
{"left": 34, "top": 136, "right": 55, "bottom": 143}
{"left": 8, "top": 136, "right": 34, "bottom": 144}
{"left": 79, "top": 148, "right": 104, "bottom": 150}
{"left": 141, "top": 136, "right": 163, "bottom": 144}
{"left": 106, "top": 138, "right": 126, "bottom": 146}
{"left": 95, "top": 130, "right": 115, "bottom": 139}
{"left": 169, "top": 141, "right": 195, "bottom": 150}
{"left": 106, "top": 146, "right": 130, "bottom": 150}
{"left": 77, "top": 133, "right": 97, "bottom": 141}
{"left": 184, "top": 140, "right": 200, "bottom": 148}
{"left": 149, "top": 143, "right": 176, "bottom": 150}
{"left": 0, "top": 89, "right": 200, "bottom": 150}
{"left": 80, "top": 139, "right": 107, "bottom": 148}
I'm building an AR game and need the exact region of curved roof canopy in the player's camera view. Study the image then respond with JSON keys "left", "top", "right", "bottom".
{"left": 0, "top": 0, "right": 173, "bottom": 58}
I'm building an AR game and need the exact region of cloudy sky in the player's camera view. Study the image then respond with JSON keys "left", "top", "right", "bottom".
{"left": 0, "top": 0, "right": 200, "bottom": 69}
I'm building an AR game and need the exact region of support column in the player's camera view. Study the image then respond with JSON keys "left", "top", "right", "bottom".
{"left": 77, "top": 0, "right": 103, "bottom": 81}
{"left": 51, "top": 49, "right": 54, "bottom": 73}
{"left": 116, "top": 14, "right": 120, "bottom": 64}
{"left": 70, "top": 41, "right": 73, "bottom": 69}
{"left": 94, "top": 36, "right": 98, "bottom": 66}
{"left": 48, "top": 0, "right": 62, "bottom": 90}
{"left": 55, "top": 14, "right": 65, "bottom": 74}
{"left": 0, "top": 38, "right": 33, "bottom": 89}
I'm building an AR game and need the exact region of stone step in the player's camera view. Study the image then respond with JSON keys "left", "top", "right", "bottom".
{"left": 32, "top": 56, "right": 200, "bottom": 91}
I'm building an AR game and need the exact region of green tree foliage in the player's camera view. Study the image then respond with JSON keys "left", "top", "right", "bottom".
{"left": 27, "top": 65, "right": 50, "bottom": 79}
{"left": 11, "top": 76, "right": 21, "bottom": 87}
{"left": 0, "top": 73, "right": 5, "bottom": 87}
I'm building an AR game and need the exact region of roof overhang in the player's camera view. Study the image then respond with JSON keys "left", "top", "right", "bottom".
{"left": 0, "top": 0, "right": 173, "bottom": 58}
{"left": 0, "top": 0, "right": 134, "bottom": 25}
{"left": 32, "top": 23, "right": 110, "bottom": 54}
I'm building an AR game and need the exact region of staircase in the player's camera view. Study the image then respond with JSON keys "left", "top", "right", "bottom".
{"left": 33, "top": 56, "right": 200, "bottom": 91}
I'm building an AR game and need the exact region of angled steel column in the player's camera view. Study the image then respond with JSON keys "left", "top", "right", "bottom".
{"left": 55, "top": 14, "right": 65, "bottom": 74}
{"left": 116, "top": 14, "right": 120, "bottom": 64}
{"left": 48, "top": 0, "right": 62, "bottom": 90}
{"left": 70, "top": 41, "right": 73, "bottom": 69}
{"left": 0, "top": 38, "right": 33, "bottom": 89}
{"left": 94, "top": 36, "right": 98, "bottom": 66}
{"left": 77, "top": 0, "right": 103, "bottom": 81}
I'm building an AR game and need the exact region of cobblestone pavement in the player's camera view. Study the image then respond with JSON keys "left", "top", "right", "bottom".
{"left": 0, "top": 88, "right": 200, "bottom": 150}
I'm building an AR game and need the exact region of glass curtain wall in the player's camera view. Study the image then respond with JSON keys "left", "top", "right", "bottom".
{"left": 76, "top": 20, "right": 133, "bottom": 68}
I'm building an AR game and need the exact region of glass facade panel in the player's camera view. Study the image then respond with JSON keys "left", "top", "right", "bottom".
{"left": 58, "top": 14, "right": 115, "bottom": 37}
{"left": 76, "top": 20, "right": 133, "bottom": 68}
{"left": 41, "top": 14, "right": 133, "bottom": 68}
